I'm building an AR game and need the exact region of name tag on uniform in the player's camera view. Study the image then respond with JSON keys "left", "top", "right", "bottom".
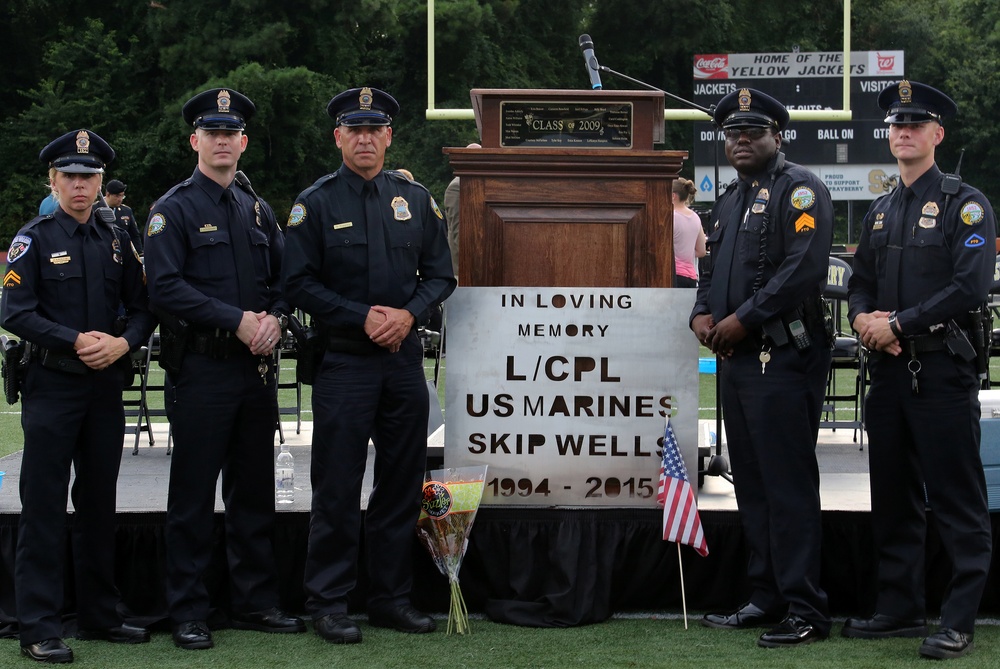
{"left": 334, "top": 222, "right": 353, "bottom": 230}
{"left": 50, "top": 251, "right": 70, "bottom": 265}
{"left": 199, "top": 224, "right": 218, "bottom": 233}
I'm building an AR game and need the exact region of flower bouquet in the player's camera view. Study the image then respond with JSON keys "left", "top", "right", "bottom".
{"left": 415, "top": 465, "right": 487, "bottom": 635}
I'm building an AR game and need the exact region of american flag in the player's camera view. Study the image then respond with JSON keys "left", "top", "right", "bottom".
{"left": 657, "top": 417, "right": 709, "bottom": 557}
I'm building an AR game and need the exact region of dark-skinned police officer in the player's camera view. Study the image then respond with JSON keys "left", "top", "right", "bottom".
{"left": 1, "top": 130, "right": 156, "bottom": 663}
{"left": 143, "top": 88, "right": 304, "bottom": 650}
{"left": 282, "top": 87, "right": 456, "bottom": 644}
{"left": 845, "top": 80, "right": 995, "bottom": 660}
{"left": 690, "top": 89, "right": 834, "bottom": 647}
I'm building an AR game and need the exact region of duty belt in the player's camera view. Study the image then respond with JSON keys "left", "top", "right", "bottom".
{"left": 188, "top": 329, "right": 247, "bottom": 359}
{"left": 867, "top": 332, "right": 948, "bottom": 362}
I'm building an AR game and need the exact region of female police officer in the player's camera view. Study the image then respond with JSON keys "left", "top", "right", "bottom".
{"left": 1, "top": 130, "right": 155, "bottom": 663}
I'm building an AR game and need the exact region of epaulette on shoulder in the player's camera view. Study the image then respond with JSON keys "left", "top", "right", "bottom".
{"left": 156, "top": 178, "right": 194, "bottom": 205}
{"left": 22, "top": 214, "right": 52, "bottom": 232}
{"left": 299, "top": 172, "right": 339, "bottom": 200}
{"left": 387, "top": 170, "right": 432, "bottom": 197}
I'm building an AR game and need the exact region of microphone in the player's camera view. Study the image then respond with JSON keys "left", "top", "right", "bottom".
{"left": 578, "top": 34, "right": 603, "bottom": 90}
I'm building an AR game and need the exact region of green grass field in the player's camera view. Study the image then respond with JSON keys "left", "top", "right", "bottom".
{"left": 1, "top": 616, "right": 998, "bottom": 669}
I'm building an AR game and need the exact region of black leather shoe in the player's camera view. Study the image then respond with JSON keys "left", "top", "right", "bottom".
{"left": 21, "top": 638, "right": 74, "bottom": 663}
{"left": 841, "top": 613, "right": 928, "bottom": 639}
{"left": 919, "top": 628, "right": 973, "bottom": 659}
{"left": 758, "top": 615, "right": 828, "bottom": 647}
{"left": 172, "top": 620, "right": 213, "bottom": 650}
{"left": 369, "top": 604, "right": 436, "bottom": 634}
{"left": 314, "top": 614, "right": 362, "bottom": 644}
{"left": 77, "top": 623, "right": 151, "bottom": 644}
{"left": 701, "top": 602, "right": 783, "bottom": 629}
{"left": 231, "top": 607, "right": 306, "bottom": 634}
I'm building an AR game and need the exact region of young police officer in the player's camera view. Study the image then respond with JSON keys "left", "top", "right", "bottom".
{"left": 143, "top": 88, "right": 303, "bottom": 650}
{"left": 845, "top": 80, "right": 995, "bottom": 660}
{"left": 690, "top": 89, "right": 834, "bottom": 647}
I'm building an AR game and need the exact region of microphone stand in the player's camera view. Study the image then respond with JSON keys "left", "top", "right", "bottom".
{"left": 597, "top": 63, "right": 733, "bottom": 487}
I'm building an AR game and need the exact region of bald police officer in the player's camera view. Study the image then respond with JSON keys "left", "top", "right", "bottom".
{"left": 283, "top": 86, "right": 456, "bottom": 644}
{"left": 2, "top": 130, "right": 156, "bottom": 663}
{"left": 845, "top": 80, "right": 995, "bottom": 660}
{"left": 690, "top": 89, "right": 834, "bottom": 647}
{"left": 143, "top": 87, "right": 304, "bottom": 650}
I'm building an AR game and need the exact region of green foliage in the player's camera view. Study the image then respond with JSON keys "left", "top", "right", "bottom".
{"left": 0, "top": 0, "right": 997, "bottom": 248}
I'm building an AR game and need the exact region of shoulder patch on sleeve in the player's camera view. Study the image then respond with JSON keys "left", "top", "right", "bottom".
{"left": 964, "top": 233, "right": 986, "bottom": 248}
{"left": 7, "top": 235, "right": 32, "bottom": 264}
{"left": 431, "top": 198, "right": 444, "bottom": 220}
{"left": 3, "top": 269, "right": 21, "bottom": 288}
{"left": 790, "top": 187, "right": 816, "bottom": 211}
{"left": 288, "top": 203, "right": 307, "bottom": 228}
{"left": 147, "top": 213, "right": 166, "bottom": 236}
{"left": 794, "top": 212, "right": 815, "bottom": 233}
{"left": 961, "top": 201, "right": 986, "bottom": 226}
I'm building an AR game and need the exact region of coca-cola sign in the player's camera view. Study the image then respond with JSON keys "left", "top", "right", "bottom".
{"left": 694, "top": 54, "right": 729, "bottom": 79}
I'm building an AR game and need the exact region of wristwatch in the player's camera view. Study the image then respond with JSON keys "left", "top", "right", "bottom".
{"left": 269, "top": 310, "right": 289, "bottom": 330}
{"left": 888, "top": 311, "right": 902, "bottom": 339}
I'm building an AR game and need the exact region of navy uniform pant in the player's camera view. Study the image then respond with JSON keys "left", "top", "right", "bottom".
{"left": 720, "top": 340, "right": 832, "bottom": 633}
{"left": 16, "top": 363, "right": 127, "bottom": 645}
{"left": 305, "top": 333, "right": 428, "bottom": 617}
{"left": 865, "top": 350, "right": 992, "bottom": 633}
{"left": 164, "top": 352, "right": 280, "bottom": 623}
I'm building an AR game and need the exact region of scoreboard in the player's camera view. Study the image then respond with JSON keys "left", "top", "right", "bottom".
{"left": 692, "top": 51, "right": 905, "bottom": 202}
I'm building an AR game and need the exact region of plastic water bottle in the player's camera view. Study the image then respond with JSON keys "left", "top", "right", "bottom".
{"left": 275, "top": 445, "right": 294, "bottom": 504}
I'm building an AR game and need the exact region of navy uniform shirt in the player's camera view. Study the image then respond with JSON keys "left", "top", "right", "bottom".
{"left": 693, "top": 155, "right": 834, "bottom": 329}
{"left": 0, "top": 209, "right": 154, "bottom": 351}
{"left": 143, "top": 168, "right": 288, "bottom": 330}
{"left": 848, "top": 164, "right": 997, "bottom": 330}
{"left": 282, "top": 164, "right": 456, "bottom": 330}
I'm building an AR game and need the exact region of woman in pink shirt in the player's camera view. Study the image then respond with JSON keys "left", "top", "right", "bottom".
{"left": 672, "top": 177, "right": 706, "bottom": 287}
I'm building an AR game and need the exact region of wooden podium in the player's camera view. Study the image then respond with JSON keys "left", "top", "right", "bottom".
{"left": 445, "top": 89, "right": 687, "bottom": 288}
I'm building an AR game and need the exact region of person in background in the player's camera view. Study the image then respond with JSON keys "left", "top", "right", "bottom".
{"left": 1, "top": 129, "right": 155, "bottom": 664}
{"left": 442, "top": 142, "right": 481, "bottom": 276}
{"left": 143, "top": 87, "right": 304, "bottom": 651}
{"left": 845, "top": 80, "right": 995, "bottom": 660}
{"left": 37, "top": 180, "right": 58, "bottom": 216}
{"left": 672, "top": 177, "right": 707, "bottom": 288}
{"left": 104, "top": 179, "right": 143, "bottom": 253}
{"left": 283, "top": 86, "right": 455, "bottom": 644}
{"left": 690, "top": 88, "right": 834, "bottom": 648}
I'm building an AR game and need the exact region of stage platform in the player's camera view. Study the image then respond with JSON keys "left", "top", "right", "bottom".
{"left": 2, "top": 421, "right": 998, "bottom": 630}
{"left": 0, "top": 421, "right": 870, "bottom": 515}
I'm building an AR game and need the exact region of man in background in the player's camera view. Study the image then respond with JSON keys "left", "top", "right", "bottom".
{"left": 104, "top": 179, "right": 143, "bottom": 253}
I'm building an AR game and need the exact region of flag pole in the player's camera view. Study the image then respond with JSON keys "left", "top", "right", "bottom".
{"left": 677, "top": 543, "right": 688, "bottom": 629}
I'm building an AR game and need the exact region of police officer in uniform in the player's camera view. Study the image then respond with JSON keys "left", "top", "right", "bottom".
{"left": 844, "top": 81, "right": 995, "bottom": 660}
{"left": 104, "top": 179, "right": 143, "bottom": 254}
{"left": 690, "top": 89, "right": 834, "bottom": 647}
{"left": 1, "top": 130, "right": 156, "bottom": 663}
{"left": 143, "top": 88, "right": 304, "bottom": 650}
{"left": 283, "top": 86, "right": 456, "bottom": 644}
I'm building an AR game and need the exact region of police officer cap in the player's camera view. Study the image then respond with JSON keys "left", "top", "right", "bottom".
{"left": 106, "top": 179, "right": 126, "bottom": 194}
{"left": 878, "top": 79, "right": 957, "bottom": 125}
{"left": 182, "top": 87, "right": 256, "bottom": 130}
{"left": 713, "top": 88, "right": 789, "bottom": 132}
{"left": 39, "top": 129, "right": 115, "bottom": 174}
{"left": 327, "top": 86, "right": 399, "bottom": 127}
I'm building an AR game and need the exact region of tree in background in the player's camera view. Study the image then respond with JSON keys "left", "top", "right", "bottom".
{"left": 0, "top": 0, "right": 997, "bottom": 246}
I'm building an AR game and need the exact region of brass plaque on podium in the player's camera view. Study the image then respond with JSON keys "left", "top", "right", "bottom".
{"left": 500, "top": 100, "right": 633, "bottom": 148}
